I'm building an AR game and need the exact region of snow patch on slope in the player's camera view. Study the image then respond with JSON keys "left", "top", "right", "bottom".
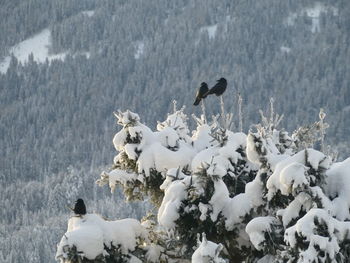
{"left": 200, "top": 24, "right": 218, "bottom": 40}
{"left": 134, "top": 41, "right": 145, "bottom": 59}
{"left": 285, "top": 3, "right": 338, "bottom": 33}
{"left": 280, "top": 46, "right": 291, "bottom": 53}
{"left": 0, "top": 29, "right": 67, "bottom": 73}
{"left": 199, "top": 16, "right": 231, "bottom": 41}
{"left": 82, "top": 10, "right": 95, "bottom": 17}
{"left": 0, "top": 28, "right": 91, "bottom": 74}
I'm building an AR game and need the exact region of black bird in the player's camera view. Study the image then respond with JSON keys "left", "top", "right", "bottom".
{"left": 74, "top": 198, "right": 86, "bottom": 215}
{"left": 205, "top": 78, "right": 227, "bottom": 97}
{"left": 193, "top": 82, "right": 209, "bottom": 106}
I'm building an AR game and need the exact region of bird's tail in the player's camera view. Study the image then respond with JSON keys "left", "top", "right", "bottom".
{"left": 193, "top": 98, "right": 201, "bottom": 106}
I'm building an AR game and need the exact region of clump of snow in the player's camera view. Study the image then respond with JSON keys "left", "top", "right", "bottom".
{"left": 277, "top": 192, "right": 313, "bottom": 227}
{"left": 305, "top": 3, "right": 338, "bottom": 18}
{"left": 157, "top": 109, "right": 191, "bottom": 142}
{"left": 134, "top": 41, "right": 145, "bottom": 59}
{"left": 0, "top": 29, "right": 66, "bottom": 74}
{"left": 280, "top": 46, "right": 291, "bottom": 53}
{"left": 144, "top": 244, "right": 164, "bottom": 263}
{"left": 158, "top": 128, "right": 256, "bottom": 232}
{"left": 198, "top": 16, "right": 232, "bottom": 43}
{"left": 191, "top": 123, "right": 213, "bottom": 151}
{"left": 160, "top": 168, "right": 187, "bottom": 191}
{"left": 105, "top": 169, "right": 138, "bottom": 193}
{"left": 246, "top": 133, "right": 262, "bottom": 165}
{"left": 56, "top": 214, "right": 147, "bottom": 262}
{"left": 209, "top": 179, "right": 229, "bottom": 221}
{"left": 137, "top": 141, "right": 196, "bottom": 177}
{"left": 157, "top": 127, "right": 180, "bottom": 149}
{"left": 266, "top": 149, "right": 330, "bottom": 200}
{"left": 0, "top": 57, "right": 11, "bottom": 74}
{"left": 200, "top": 24, "right": 218, "bottom": 40}
{"left": 224, "top": 193, "right": 253, "bottom": 230}
{"left": 109, "top": 109, "right": 197, "bottom": 194}
{"left": 158, "top": 178, "right": 189, "bottom": 229}
{"left": 245, "top": 174, "right": 265, "bottom": 207}
{"left": 246, "top": 131, "right": 287, "bottom": 169}
{"left": 279, "top": 162, "right": 309, "bottom": 195}
{"left": 246, "top": 216, "right": 280, "bottom": 251}
{"left": 325, "top": 157, "right": 350, "bottom": 220}
{"left": 191, "top": 147, "right": 218, "bottom": 173}
{"left": 284, "top": 208, "right": 349, "bottom": 262}
{"left": 81, "top": 10, "right": 95, "bottom": 17}
{"left": 191, "top": 233, "right": 225, "bottom": 263}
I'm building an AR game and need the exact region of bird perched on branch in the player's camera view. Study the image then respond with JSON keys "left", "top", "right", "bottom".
{"left": 193, "top": 82, "right": 209, "bottom": 106}
{"left": 204, "top": 78, "right": 227, "bottom": 97}
{"left": 73, "top": 198, "right": 86, "bottom": 216}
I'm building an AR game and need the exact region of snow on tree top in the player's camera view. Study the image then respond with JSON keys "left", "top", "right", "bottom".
{"left": 60, "top": 104, "right": 350, "bottom": 262}
{"left": 56, "top": 214, "right": 146, "bottom": 262}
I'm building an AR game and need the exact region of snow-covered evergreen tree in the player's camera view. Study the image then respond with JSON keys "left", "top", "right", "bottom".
{"left": 57, "top": 101, "right": 350, "bottom": 263}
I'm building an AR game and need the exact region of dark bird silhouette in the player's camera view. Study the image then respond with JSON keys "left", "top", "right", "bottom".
{"left": 205, "top": 78, "right": 227, "bottom": 97}
{"left": 74, "top": 198, "right": 86, "bottom": 215}
{"left": 193, "top": 82, "right": 209, "bottom": 106}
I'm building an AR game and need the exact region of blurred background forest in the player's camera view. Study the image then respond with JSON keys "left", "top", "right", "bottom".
{"left": 0, "top": 0, "right": 349, "bottom": 262}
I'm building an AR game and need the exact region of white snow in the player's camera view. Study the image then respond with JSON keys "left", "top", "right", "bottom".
{"left": 246, "top": 133, "right": 261, "bottom": 165}
{"left": 224, "top": 193, "right": 252, "bottom": 231}
{"left": 0, "top": 29, "right": 66, "bottom": 74}
{"left": 134, "top": 41, "right": 145, "bottom": 59}
{"left": 284, "top": 3, "right": 338, "bottom": 33}
{"left": 145, "top": 244, "right": 164, "bottom": 263}
{"left": 191, "top": 147, "right": 218, "bottom": 172}
{"left": 191, "top": 123, "right": 213, "bottom": 151}
{"left": 99, "top": 107, "right": 350, "bottom": 262}
{"left": 277, "top": 192, "right": 313, "bottom": 227}
{"left": 191, "top": 234, "right": 224, "bottom": 263}
{"left": 209, "top": 179, "right": 229, "bottom": 221}
{"left": 246, "top": 216, "right": 279, "bottom": 251}
{"left": 0, "top": 57, "right": 11, "bottom": 73}
{"left": 82, "top": 10, "right": 95, "bottom": 17}
{"left": 160, "top": 168, "right": 186, "bottom": 191}
{"left": 245, "top": 175, "right": 265, "bottom": 207}
{"left": 266, "top": 149, "right": 330, "bottom": 200}
{"left": 158, "top": 178, "right": 188, "bottom": 229}
{"left": 280, "top": 46, "right": 291, "bottom": 53}
{"left": 137, "top": 141, "right": 196, "bottom": 177}
{"left": 200, "top": 24, "right": 218, "bottom": 40}
{"left": 56, "top": 214, "right": 146, "bottom": 261}
{"left": 157, "top": 110, "right": 192, "bottom": 142}
{"left": 198, "top": 202, "right": 210, "bottom": 221}
{"left": 305, "top": 3, "right": 338, "bottom": 18}
{"left": 284, "top": 208, "right": 348, "bottom": 262}
{"left": 279, "top": 162, "right": 309, "bottom": 195}
{"left": 106, "top": 169, "right": 138, "bottom": 193}
{"left": 325, "top": 158, "right": 350, "bottom": 220}
{"left": 157, "top": 127, "right": 180, "bottom": 149}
